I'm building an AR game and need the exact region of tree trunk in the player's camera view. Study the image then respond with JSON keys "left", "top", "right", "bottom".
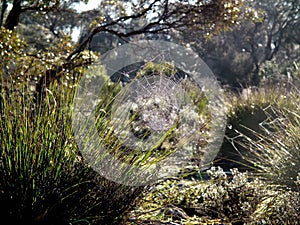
{"left": 0, "top": 0, "right": 8, "bottom": 27}
{"left": 4, "top": 0, "right": 22, "bottom": 30}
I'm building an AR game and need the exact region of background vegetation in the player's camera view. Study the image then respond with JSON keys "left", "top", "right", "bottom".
{"left": 0, "top": 0, "right": 299, "bottom": 224}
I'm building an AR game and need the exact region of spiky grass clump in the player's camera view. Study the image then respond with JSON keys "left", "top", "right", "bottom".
{"left": 218, "top": 82, "right": 300, "bottom": 191}
{"left": 231, "top": 105, "right": 300, "bottom": 191}
{"left": 217, "top": 83, "right": 300, "bottom": 170}
{"left": 0, "top": 78, "right": 143, "bottom": 225}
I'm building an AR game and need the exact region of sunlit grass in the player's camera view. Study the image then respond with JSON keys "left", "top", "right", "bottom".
{"left": 230, "top": 105, "right": 300, "bottom": 191}
{"left": 0, "top": 77, "right": 144, "bottom": 225}
{"left": 221, "top": 83, "right": 300, "bottom": 191}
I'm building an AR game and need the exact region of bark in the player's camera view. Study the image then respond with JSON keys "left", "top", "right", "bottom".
{"left": 4, "top": 0, "right": 22, "bottom": 30}
{"left": 0, "top": 0, "right": 8, "bottom": 26}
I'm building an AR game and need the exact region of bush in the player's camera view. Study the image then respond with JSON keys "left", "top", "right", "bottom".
{"left": 128, "top": 166, "right": 300, "bottom": 224}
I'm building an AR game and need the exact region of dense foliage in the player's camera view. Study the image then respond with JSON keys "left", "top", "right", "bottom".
{"left": 0, "top": 0, "right": 299, "bottom": 224}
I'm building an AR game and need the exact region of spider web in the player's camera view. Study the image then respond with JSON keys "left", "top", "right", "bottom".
{"left": 72, "top": 40, "right": 226, "bottom": 186}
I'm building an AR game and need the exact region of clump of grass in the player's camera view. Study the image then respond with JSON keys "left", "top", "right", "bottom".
{"left": 216, "top": 83, "right": 300, "bottom": 171}
{"left": 0, "top": 77, "right": 144, "bottom": 225}
{"left": 219, "top": 81, "right": 300, "bottom": 191}
{"left": 230, "top": 104, "right": 300, "bottom": 191}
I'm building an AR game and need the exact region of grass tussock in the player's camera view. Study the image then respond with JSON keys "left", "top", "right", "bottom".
{"left": 229, "top": 105, "right": 300, "bottom": 191}
{"left": 220, "top": 82, "right": 300, "bottom": 190}
{"left": 0, "top": 78, "right": 144, "bottom": 225}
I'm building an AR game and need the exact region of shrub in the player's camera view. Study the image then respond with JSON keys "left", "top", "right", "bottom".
{"left": 128, "top": 166, "right": 300, "bottom": 224}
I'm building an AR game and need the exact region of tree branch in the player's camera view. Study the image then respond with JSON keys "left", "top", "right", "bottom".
{"left": 66, "top": 0, "right": 162, "bottom": 61}
{"left": 35, "top": 0, "right": 242, "bottom": 98}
